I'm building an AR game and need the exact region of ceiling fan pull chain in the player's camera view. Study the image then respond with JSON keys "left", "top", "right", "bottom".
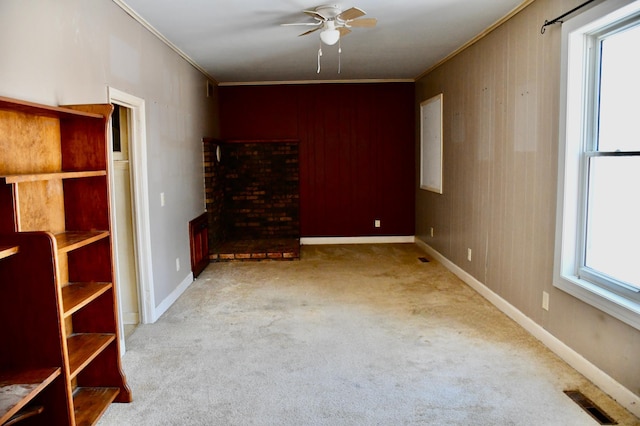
{"left": 317, "top": 45, "right": 323, "bottom": 73}
{"left": 338, "top": 40, "right": 342, "bottom": 74}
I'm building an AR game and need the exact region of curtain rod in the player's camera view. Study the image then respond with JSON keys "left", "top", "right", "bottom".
{"left": 541, "top": 0, "right": 599, "bottom": 34}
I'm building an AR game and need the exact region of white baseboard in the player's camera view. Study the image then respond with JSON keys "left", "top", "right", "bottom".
{"left": 415, "top": 238, "right": 640, "bottom": 418}
{"left": 301, "top": 236, "right": 415, "bottom": 245}
{"left": 152, "top": 272, "right": 194, "bottom": 322}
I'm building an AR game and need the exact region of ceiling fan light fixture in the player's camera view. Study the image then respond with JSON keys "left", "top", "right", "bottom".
{"left": 320, "top": 28, "right": 340, "bottom": 45}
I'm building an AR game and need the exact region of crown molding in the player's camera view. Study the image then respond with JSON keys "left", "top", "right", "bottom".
{"left": 218, "top": 78, "right": 414, "bottom": 87}
{"left": 112, "top": 0, "right": 218, "bottom": 85}
{"left": 414, "top": 0, "right": 537, "bottom": 81}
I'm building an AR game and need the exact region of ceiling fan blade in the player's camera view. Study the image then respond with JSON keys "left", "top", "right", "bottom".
{"left": 299, "top": 27, "right": 321, "bottom": 37}
{"left": 337, "top": 7, "right": 366, "bottom": 21}
{"left": 346, "top": 18, "right": 377, "bottom": 28}
{"left": 281, "top": 22, "right": 322, "bottom": 27}
{"left": 338, "top": 27, "right": 352, "bottom": 37}
{"left": 303, "top": 9, "right": 328, "bottom": 20}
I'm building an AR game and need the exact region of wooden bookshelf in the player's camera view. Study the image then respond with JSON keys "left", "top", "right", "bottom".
{"left": 0, "top": 96, "right": 103, "bottom": 120}
{"left": 0, "top": 368, "right": 61, "bottom": 424}
{"left": 0, "top": 244, "right": 18, "bottom": 259}
{"left": 1, "top": 170, "right": 106, "bottom": 184}
{"left": 67, "top": 334, "right": 116, "bottom": 380}
{"left": 54, "top": 231, "right": 110, "bottom": 254}
{"left": 73, "top": 387, "right": 120, "bottom": 426}
{"left": 0, "top": 232, "right": 71, "bottom": 424}
{"left": 0, "top": 95, "right": 131, "bottom": 425}
{"left": 62, "top": 283, "right": 112, "bottom": 317}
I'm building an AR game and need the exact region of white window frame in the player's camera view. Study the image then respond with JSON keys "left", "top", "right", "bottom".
{"left": 420, "top": 93, "right": 443, "bottom": 194}
{"left": 554, "top": 0, "right": 640, "bottom": 330}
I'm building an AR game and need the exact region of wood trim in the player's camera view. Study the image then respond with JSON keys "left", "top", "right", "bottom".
{"left": 108, "top": 87, "right": 155, "bottom": 326}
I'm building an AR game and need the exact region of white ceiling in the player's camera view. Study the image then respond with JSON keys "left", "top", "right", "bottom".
{"left": 115, "top": 0, "right": 528, "bottom": 84}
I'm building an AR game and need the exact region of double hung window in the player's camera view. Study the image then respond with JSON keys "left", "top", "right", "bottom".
{"left": 555, "top": 0, "right": 640, "bottom": 329}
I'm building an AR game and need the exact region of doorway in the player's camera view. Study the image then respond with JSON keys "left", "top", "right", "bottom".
{"left": 108, "top": 88, "right": 155, "bottom": 354}
{"left": 111, "top": 104, "right": 139, "bottom": 339}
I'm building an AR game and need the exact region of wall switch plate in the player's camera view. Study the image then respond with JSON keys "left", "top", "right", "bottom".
{"left": 542, "top": 291, "right": 549, "bottom": 311}
{"left": 176, "top": 257, "right": 180, "bottom": 271}
{"left": 467, "top": 248, "right": 472, "bottom": 262}
{"left": 430, "top": 227, "right": 434, "bottom": 237}
{"left": 374, "top": 219, "right": 381, "bottom": 228}
{"left": 160, "top": 192, "right": 165, "bottom": 207}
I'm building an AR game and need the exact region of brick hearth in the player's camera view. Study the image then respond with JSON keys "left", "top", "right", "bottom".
{"left": 204, "top": 139, "right": 300, "bottom": 261}
{"left": 210, "top": 238, "right": 300, "bottom": 262}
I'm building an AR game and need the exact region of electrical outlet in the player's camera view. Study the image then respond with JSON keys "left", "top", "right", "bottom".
{"left": 176, "top": 257, "right": 180, "bottom": 271}
{"left": 374, "top": 219, "right": 381, "bottom": 228}
{"left": 542, "top": 291, "right": 549, "bottom": 311}
{"left": 430, "top": 227, "right": 434, "bottom": 237}
{"left": 467, "top": 248, "right": 472, "bottom": 262}
{"left": 160, "top": 192, "right": 165, "bottom": 207}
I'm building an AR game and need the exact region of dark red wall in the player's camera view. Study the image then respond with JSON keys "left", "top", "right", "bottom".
{"left": 219, "top": 83, "right": 415, "bottom": 237}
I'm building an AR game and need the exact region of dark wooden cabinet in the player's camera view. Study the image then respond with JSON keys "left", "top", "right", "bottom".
{"left": 189, "top": 212, "right": 209, "bottom": 278}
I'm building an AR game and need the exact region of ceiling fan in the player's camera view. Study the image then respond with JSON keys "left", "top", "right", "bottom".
{"left": 282, "top": 4, "right": 377, "bottom": 46}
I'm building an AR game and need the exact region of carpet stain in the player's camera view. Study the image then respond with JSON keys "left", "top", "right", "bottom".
{"left": 99, "top": 244, "right": 640, "bottom": 426}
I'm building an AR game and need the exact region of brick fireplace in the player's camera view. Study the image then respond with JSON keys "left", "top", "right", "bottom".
{"left": 203, "top": 139, "right": 300, "bottom": 261}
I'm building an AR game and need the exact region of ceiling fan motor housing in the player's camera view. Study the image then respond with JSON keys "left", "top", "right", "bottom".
{"left": 316, "top": 5, "right": 342, "bottom": 20}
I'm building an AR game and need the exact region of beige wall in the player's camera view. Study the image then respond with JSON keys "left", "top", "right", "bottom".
{"left": 0, "top": 0, "right": 219, "bottom": 312}
{"left": 415, "top": 0, "right": 640, "bottom": 398}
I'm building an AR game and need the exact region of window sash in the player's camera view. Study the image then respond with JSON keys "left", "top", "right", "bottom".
{"left": 579, "top": 153, "right": 640, "bottom": 294}
{"left": 571, "top": 9, "right": 640, "bottom": 307}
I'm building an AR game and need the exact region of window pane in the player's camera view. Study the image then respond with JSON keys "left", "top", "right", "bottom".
{"left": 585, "top": 156, "right": 640, "bottom": 288}
{"left": 598, "top": 24, "right": 640, "bottom": 152}
{"left": 112, "top": 104, "right": 122, "bottom": 153}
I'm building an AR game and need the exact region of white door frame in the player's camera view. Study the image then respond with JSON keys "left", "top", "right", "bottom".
{"left": 108, "top": 88, "right": 155, "bottom": 336}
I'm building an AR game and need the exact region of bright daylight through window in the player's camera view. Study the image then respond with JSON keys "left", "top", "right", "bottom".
{"left": 582, "top": 18, "right": 640, "bottom": 291}
{"left": 555, "top": 0, "right": 640, "bottom": 330}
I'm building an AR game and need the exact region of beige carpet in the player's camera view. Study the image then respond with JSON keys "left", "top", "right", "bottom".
{"left": 99, "top": 244, "right": 639, "bottom": 425}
